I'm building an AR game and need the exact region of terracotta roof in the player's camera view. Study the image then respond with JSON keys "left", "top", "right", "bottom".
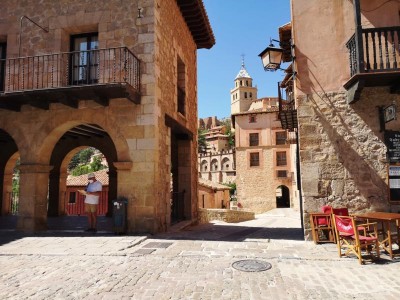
{"left": 199, "top": 178, "right": 230, "bottom": 190}
{"left": 176, "top": 0, "right": 215, "bottom": 49}
{"left": 67, "top": 169, "right": 109, "bottom": 187}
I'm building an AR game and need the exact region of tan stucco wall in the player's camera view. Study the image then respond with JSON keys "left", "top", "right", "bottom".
{"left": 291, "top": 0, "right": 400, "bottom": 239}
{"left": 234, "top": 112, "right": 297, "bottom": 214}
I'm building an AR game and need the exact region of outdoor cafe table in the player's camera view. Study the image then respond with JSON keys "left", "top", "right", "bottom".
{"left": 354, "top": 212, "right": 400, "bottom": 259}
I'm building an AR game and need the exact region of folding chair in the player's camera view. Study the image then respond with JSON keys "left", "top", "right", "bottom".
{"left": 333, "top": 214, "right": 380, "bottom": 264}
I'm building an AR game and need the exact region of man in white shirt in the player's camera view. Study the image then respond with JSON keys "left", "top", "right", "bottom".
{"left": 84, "top": 173, "right": 102, "bottom": 232}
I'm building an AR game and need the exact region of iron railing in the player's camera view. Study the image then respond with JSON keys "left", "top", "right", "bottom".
{"left": 347, "top": 26, "right": 400, "bottom": 77}
{"left": 0, "top": 47, "right": 140, "bottom": 93}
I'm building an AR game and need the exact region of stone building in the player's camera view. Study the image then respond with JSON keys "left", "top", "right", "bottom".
{"left": 231, "top": 62, "right": 298, "bottom": 213}
{"left": 198, "top": 116, "right": 236, "bottom": 184}
{"left": 278, "top": 0, "right": 400, "bottom": 238}
{"left": 0, "top": 0, "right": 215, "bottom": 233}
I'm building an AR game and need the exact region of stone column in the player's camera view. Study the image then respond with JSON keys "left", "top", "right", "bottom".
{"left": 58, "top": 171, "right": 68, "bottom": 216}
{"left": 113, "top": 161, "right": 133, "bottom": 226}
{"left": 1, "top": 171, "right": 13, "bottom": 215}
{"left": 17, "top": 164, "right": 53, "bottom": 232}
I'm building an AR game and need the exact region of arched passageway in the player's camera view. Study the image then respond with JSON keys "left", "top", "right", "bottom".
{"left": 276, "top": 185, "right": 290, "bottom": 208}
{"left": 48, "top": 124, "right": 118, "bottom": 225}
{"left": 0, "top": 129, "right": 19, "bottom": 217}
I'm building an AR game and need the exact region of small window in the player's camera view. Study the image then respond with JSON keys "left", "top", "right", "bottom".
{"left": 276, "top": 151, "right": 287, "bottom": 166}
{"left": 249, "top": 115, "right": 256, "bottom": 123}
{"left": 245, "top": 92, "right": 247, "bottom": 98}
{"left": 240, "top": 80, "right": 242, "bottom": 86}
{"left": 69, "top": 192, "right": 76, "bottom": 204}
{"left": 277, "top": 170, "right": 287, "bottom": 178}
{"left": 249, "top": 133, "right": 259, "bottom": 146}
{"left": 177, "top": 56, "right": 186, "bottom": 115}
{"left": 276, "top": 131, "right": 287, "bottom": 145}
{"left": 246, "top": 80, "right": 249, "bottom": 86}
{"left": 250, "top": 152, "right": 260, "bottom": 167}
{"left": 250, "top": 92, "right": 252, "bottom": 98}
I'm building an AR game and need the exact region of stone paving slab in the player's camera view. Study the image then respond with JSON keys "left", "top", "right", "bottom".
{"left": 0, "top": 209, "right": 399, "bottom": 299}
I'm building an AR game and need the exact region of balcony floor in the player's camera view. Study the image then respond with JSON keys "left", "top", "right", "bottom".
{"left": 0, "top": 83, "right": 140, "bottom": 111}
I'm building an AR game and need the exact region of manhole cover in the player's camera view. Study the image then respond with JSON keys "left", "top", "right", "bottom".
{"left": 232, "top": 259, "right": 272, "bottom": 272}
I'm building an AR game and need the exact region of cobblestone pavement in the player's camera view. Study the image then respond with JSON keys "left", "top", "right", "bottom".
{"left": 0, "top": 209, "right": 399, "bottom": 300}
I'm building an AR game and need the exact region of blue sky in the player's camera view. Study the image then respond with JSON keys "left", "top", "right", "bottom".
{"left": 198, "top": 0, "right": 291, "bottom": 119}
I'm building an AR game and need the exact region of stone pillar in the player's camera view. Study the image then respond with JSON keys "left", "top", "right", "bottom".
{"left": 1, "top": 171, "right": 13, "bottom": 215}
{"left": 113, "top": 161, "right": 133, "bottom": 225}
{"left": 58, "top": 171, "right": 68, "bottom": 216}
{"left": 17, "top": 164, "right": 53, "bottom": 232}
{"left": 47, "top": 170, "right": 60, "bottom": 217}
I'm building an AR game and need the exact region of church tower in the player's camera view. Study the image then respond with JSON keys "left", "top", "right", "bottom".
{"left": 230, "top": 59, "right": 258, "bottom": 115}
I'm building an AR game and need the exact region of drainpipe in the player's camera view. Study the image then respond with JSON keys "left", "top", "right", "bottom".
{"left": 18, "top": 16, "right": 49, "bottom": 57}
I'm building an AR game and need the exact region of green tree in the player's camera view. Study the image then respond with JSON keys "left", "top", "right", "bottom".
{"left": 90, "top": 155, "right": 105, "bottom": 172}
{"left": 220, "top": 118, "right": 235, "bottom": 147}
{"left": 198, "top": 128, "right": 208, "bottom": 153}
{"left": 79, "top": 148, "right": 94, "bottom": 164}
{"left": 71, "top": 165, "right": 91, "bottom": 176}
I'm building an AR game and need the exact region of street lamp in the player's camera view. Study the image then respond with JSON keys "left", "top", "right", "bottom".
{"left": 258, "top": 39, "right": 284, "bottom": 71}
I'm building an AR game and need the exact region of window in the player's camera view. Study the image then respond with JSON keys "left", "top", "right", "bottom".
{"left": 276, "top": 131, "right": 287, "bottom": 145}
{"left": 246, "top": 80, "right": 249, "bottom": 86}
{"left": 70, "top": 33, "right": 99, "bottom": 84}
{"left": 69, "top": 192, "right": 76, "bottom": 204}
{"left": 249, "top": 152, "right": 260, "bottom": 167}
{"left": 244, "top": 92, "right": 247, "bottom": 98}
{"left": 249, "top": 133, "right": 259, "bottom": 146}
{"left": 0, "top": 43, "right": 6, "bottom": 92}
{"left": 276, "top": 151, "right": 287, "bottom": 166}
{"left": 250, "top": 92, "right": 252, "bottom": 98}
{"left": 240, "top": 80, "right": 242, "bottom": 86}
{"left": 249, "top": 115, "right": 256, "bottom": 123}
{"left": 177, "top": 56, "right": 186, "bottom": 115}
{"left": 277, "top": 170, "right": 287, "bottom": 178}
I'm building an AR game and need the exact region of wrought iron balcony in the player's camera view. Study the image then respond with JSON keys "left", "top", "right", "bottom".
{"left": 344, "top": 26, "right": 400, "bottom": 103}
{"left": 278, "top": 79, "right": 297, "bottom": 132}
{"left": 0, "top": 47, "right": 140, "bottom": 111}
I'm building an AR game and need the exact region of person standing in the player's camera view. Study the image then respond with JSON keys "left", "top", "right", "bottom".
{"left": 84, "top": 173, "right": 102, "bottom": 232}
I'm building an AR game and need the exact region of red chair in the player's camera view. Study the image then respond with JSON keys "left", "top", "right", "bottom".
{"left": 309, "top": 205, "right": 335, "bottom": 244}
{"left": 332, "top": 207, "right": 349, "bottom": 216}
{"left": 333, "top": 214, "right": 380, "bottom": 264}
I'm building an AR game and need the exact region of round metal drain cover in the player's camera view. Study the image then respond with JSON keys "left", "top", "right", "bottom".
{"left": 232, "top": 259, "right": 272, "bottom": 272}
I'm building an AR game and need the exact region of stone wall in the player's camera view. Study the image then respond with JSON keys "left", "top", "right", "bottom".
{"left": 0, "top": 0, "right": 203, "bottom": 233}
{"left": 198, "top": 208, "right": 255, "bottom": 224}
{"left": 236, "top": 148, "right": 294, "bottom": 213}
{"left": 299, "top": 88, "right": 400, "bottom": 238}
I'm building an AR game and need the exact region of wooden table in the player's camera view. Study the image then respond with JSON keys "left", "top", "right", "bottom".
{"left": 354, "top": 212, "right": 400, "bottom": 259}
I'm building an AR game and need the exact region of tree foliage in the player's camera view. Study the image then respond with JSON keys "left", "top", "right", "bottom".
{"left": 220, "top": 118, "right": 235, "bottom": 147}
{"left": 68, "top": 148, "right": 106, "bottom": 176}
{"left": 198, "top": 128, "right": 208, "bottom": 153}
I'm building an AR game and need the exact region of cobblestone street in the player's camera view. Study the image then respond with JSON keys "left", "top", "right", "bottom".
{"left": 0, "top": 209, "right": 399, "bottom": 300}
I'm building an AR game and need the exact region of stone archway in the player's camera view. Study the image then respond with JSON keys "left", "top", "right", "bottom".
{"left": 48, "top": 124, "right": 119, "bottom": 222}
{"left": 276, "top": 185, "right": 290, "bottom": 208}
{"left": 0, "top": 129, "right": 19, "bottom": 216}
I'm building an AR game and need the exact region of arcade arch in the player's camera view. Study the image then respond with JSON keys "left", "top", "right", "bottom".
{"left": 276, "top": 185, "right": 290, "bottom": 208}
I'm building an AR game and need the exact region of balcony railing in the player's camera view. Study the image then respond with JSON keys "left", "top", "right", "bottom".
{"left": 278, "top": 81, "right": 297, "bottom": 132}
{"left": 0, "top": 47, "right": 140, "bottom": 94}
{"left": 347, "top": 26, "right": 400, "bottom": 77}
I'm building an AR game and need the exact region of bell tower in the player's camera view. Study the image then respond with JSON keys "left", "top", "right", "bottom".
{"left": 230, "top": 58, "right": 257, "bottom": 115}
